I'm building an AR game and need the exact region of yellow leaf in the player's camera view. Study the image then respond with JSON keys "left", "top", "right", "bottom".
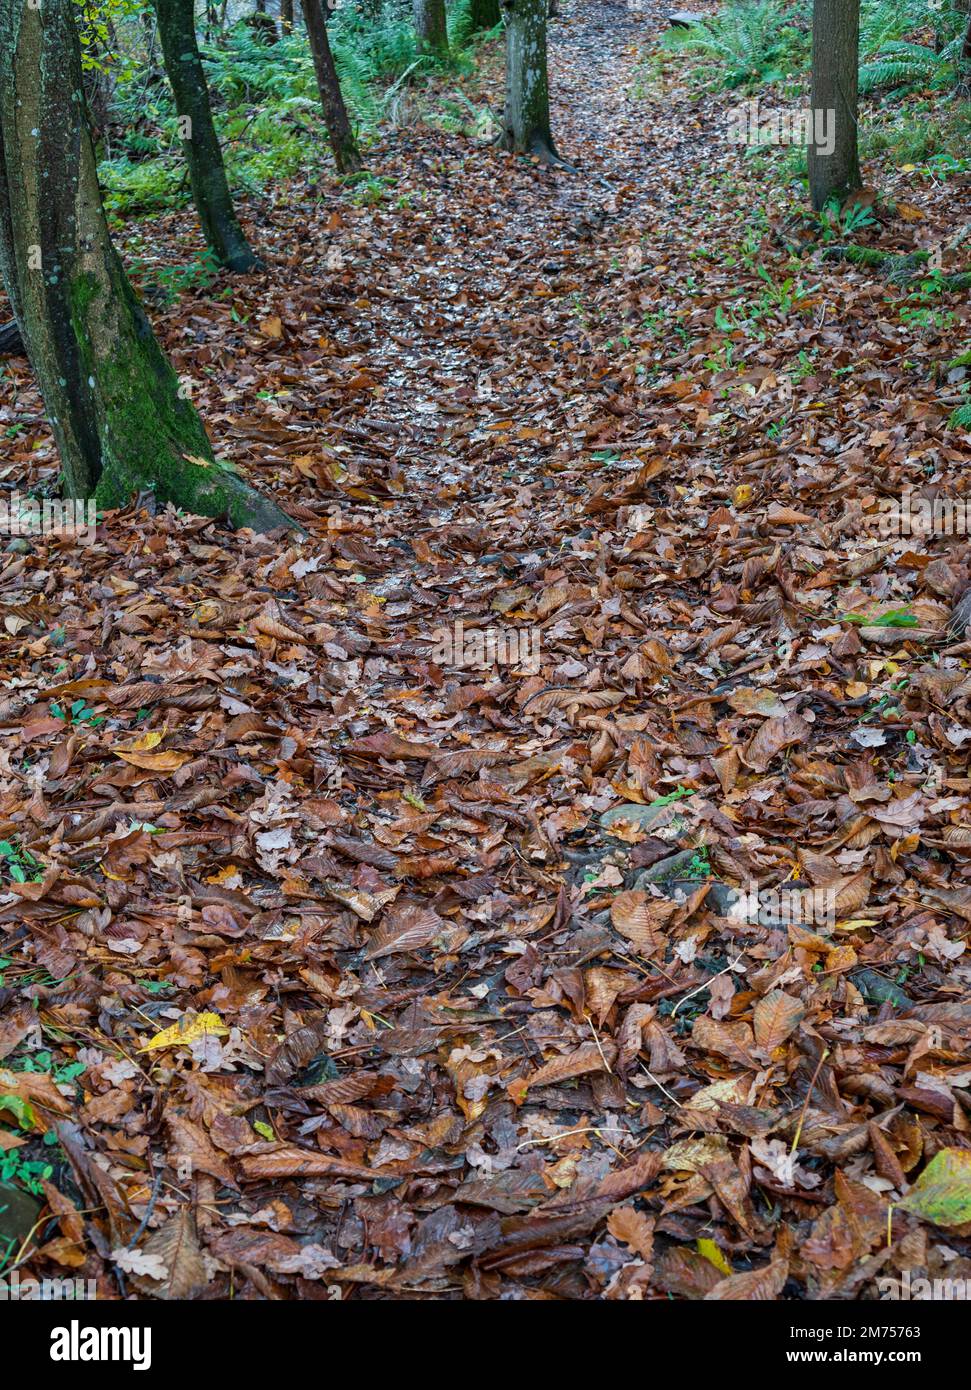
{"left": 259, "top": 315, "right": 283, "bottom": 339}
{"left": 697, "top": 1238, "right": 732, "bottom": 1276}
{"left": 733, "top": 484, "right": 753, "bottom": 509}
{"left": 115, "top": 750, "right": 191, "bottom": 772}
{"left": 116, "top": 731, "right": 163, "bottom": 753}
{"left": 205, "top": 864, "right": 240, "bottom": 885}
{"left": 140, "top": 1012, "right": 229, "bottom": 1052}
{"left": 897, "top": 1148, "right": 971, "bottom": 1227}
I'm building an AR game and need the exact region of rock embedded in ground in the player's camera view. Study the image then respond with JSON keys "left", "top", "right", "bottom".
{"left": 599, "top": 802, "right": 674, "bottom": 834}
{"left": 851, "top": 969, "right": 913, "bottom": 1010}
{"left": 632, "top": 849, "right": 702, "bottom": 885}
{"left": 0, "top": 1180, "right": 42, "bottom": 1248}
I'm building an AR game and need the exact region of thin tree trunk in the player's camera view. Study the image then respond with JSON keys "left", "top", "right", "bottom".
{"left": 154, "top": 0, "right": 257, "bottom": 270}
{"left": 281, "top": 0, "right": 294, "bottom": 32}
{"left": 414, "top": 0, "right": 449, "bottom": 56}
{"left": 469, "top": 0, "right": 500, "bottom": 30}
{"left": 959, "top": 3, "right": 971, "bottom": 94}
{"left": 502, "top": 0, "right": 557, "bottom": 160}
{"left": 0, "top": 0, "right": 292, "bottom": 529}
{"left": 300, "top": 0, "right": 362, "bottom": 173}
{"left": 807, "top": 0, "right": 862, "bottom": 211}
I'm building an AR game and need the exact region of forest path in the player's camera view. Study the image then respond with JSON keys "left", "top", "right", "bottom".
{"left": 3, "top": 0, "right": 970, "bottom": 1303}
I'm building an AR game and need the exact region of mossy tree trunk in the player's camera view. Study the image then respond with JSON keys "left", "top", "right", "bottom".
{"left": 501, "top": 0, "right": 557, "bottom": 161}
{"left": 469, "top": 0, "right": 500, "bottom": 30}
{"left": 300, "top": 0, "right": 362, "bottom": 173}
{"left": 414, "top": 0, "right": 448, "bottom": 56}
{"left": 807, "top": 0, "right": 862, "bottom": 210}
{"left": 153, "top": 0, "right": 257, "bottom": 271}
{"left": 959, "top": 4, "right": 971, "bottom": 94}
{"left": 0, "top": 0, "right": 293, "bottom": 530}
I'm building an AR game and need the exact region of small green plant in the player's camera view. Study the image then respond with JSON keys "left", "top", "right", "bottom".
{"left": 49, "top": 698, "right": 105, "bottom": 728}
{"left": 345, "top": 171, "right": 395, "bottom": 206}
{"left": 687, "top": 847, "right": 711, "bottom": 878}
{"left": 789, "top": 349, "right": 817, "bottom": 383}
{"left": 0, "top": 1147, "right": 53, "bottom": 1197}
{"left": 0, "top": 842, "right": 42, "bottom": 885}
{"left": 841, "top": 608, "right": 918, "bottom": 628}
{"left": 12, "top": 1052, "right": 85, "bottom": 1087}
{"left": 836, "top": 200, "right": 877, "bottom": 236}
{"left": 650, "top": 785, "right": 694, "bottom": 808}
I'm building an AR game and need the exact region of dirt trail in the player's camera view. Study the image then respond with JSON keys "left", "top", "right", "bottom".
{"left": 3, "top": 0, "right": 971, "bottom": 1303}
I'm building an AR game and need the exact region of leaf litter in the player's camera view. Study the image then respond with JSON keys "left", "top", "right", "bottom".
{"left": 0, "top": 0, "right": 970, "bottom": 1301}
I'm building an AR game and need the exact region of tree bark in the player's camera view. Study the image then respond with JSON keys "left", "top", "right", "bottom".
{"left": 469, "top": 0, "right": 501, "bottom": 30}
{"left": 807, "top": 0, "right": 862, "bottom": 211}
{"left": 0, "top": 0, "right": 292, "bottom": 530}
{"left": 502, "top": 0, "right": 557, "bottom": 160}
{"left": 153, "top": 0, "right": 257, "bottom": 271}
{"left": 414, "top": 0, "right": 449, "bottom": 56}
{"left": 280, "top": 0, "right": 294, "bottom": 32}
{"left": 959, "top": 3, "right": 971, "bottom": 94}
{"left": 300, "top": 0, "right": 362, "bottom": 173}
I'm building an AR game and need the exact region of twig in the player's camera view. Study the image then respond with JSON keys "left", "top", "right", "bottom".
{"left": 584, "top": 1012, "right": 614, "bottom": 1074}
{"left": 517, "top": 1125, "right": 628, "bottom": 1150}
{"left": 640, "top": 1064, "right": 682, "bottom": 1108}
{"left": 790, "top": 1047, "right": 831, "bottom": 1159}
{"left": 126, "top": 1166, "right": 165, "bottom": 1250}
{"left": 671, "top": 953, "right": 745, "bottom": 1018}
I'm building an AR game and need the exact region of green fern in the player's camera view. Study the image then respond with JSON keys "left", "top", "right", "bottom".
{"left": 950, "top": 403, "right": 971, "bottom": 430}
{"left": 663, "top": 0, "right": 810, "bottom": 90}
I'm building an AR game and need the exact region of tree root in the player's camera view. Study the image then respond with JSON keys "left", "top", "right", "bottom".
{"left": 503, "top": 133, "right": 577, "bottom": 172}
{"left": 0, "top": 320, "right": 25, "bottom": 356}
{"left": 822, "top": 244, "right": 971, "bottom": 291}
{"left": 98, "top": 457, "right": 302, "bottom": 536}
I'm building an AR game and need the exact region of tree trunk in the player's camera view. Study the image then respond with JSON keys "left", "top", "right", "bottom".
{"left": 469, "top": 0, "right": 501, "bottom": 30}
{"left": 153, "top": 0, "right": 257, "bottom": 270}
{"left": 414, "top": 0, "right": 449, "bottom": 56}
{"left": 502, "top": 0, "right": 557, "bottom": 160}
{"left": 300, "top": 0, "right": 362, "bottom": 173}
{"left": 959, "top": 3, "right": 971, "bottom": 94}
{"left": 807, "top": 0, "right": 862, "bottom": 211}
{"left": 0, "top": 0, "right": 293, "bottom": 530}
{"left": 281, "top": 0, "right": 294, "bottom": 32}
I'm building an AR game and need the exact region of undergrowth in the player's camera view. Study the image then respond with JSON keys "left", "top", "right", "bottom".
{"left": 98, "top": 0, "right": 488, "bottom": 219}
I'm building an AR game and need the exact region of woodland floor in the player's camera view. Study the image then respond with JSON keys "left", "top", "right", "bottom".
{"left": 1, "top": 0, "right": 971, "bottom": 1301}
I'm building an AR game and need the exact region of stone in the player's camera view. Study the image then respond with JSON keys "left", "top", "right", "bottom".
{"left": 599, "top": 802, "right": 672, "bottom": 834}
{"left": 0, "top": 1180, "right": 42, "bottom": 1249}
{"left": 633, "top": 850, "right": 703, "bottom": 885}
{"left": 851, "top": 969, "right": 913, "bottom": 1010}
